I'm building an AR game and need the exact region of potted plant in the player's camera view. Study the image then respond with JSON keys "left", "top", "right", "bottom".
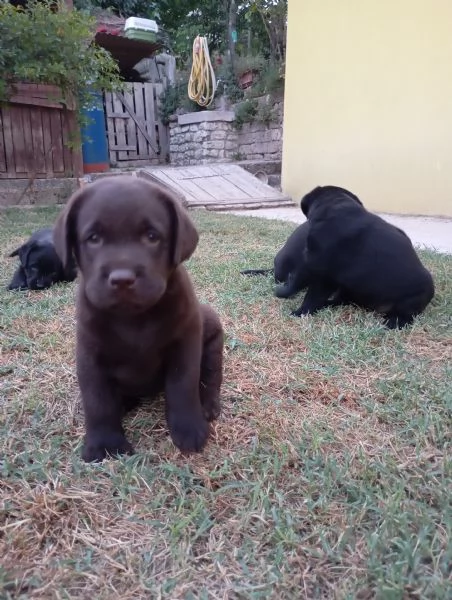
{"left": 234, "top": 54, "right": 266, "bottom": 89}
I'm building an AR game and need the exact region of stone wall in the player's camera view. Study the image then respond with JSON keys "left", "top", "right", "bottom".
{"left": 169, "top": 111, "right": 238, "bottom": 166}
{"left": 168, "top": 97, "right": 284, "bottom": 166}
{"left": 235, "top": 97, "right": 284, "bottom": 161}
{"left": 0, "top": 178, "right": 79, "bottom": 207}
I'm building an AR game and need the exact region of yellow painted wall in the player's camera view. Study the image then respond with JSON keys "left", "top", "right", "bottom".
{"left": 282, "top": 0, "right": 452, "bottom": 216}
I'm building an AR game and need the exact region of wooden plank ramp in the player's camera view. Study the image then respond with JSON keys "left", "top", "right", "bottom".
{"left": 137, "top": 164, "right": 294, "bottom": 211}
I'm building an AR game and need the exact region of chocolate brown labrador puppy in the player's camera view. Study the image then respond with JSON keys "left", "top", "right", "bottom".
{"left": 53, "top": 176, "right": 224, "bottom": 462}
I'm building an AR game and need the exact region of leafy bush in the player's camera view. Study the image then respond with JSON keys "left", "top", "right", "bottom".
{"left": 249, "top": 61, "right": 284, "bottom": 97}
{"left": 158, "top": 75, "right": 201, "bottom": 125}
{"left": 255, "top": 99, "right": 277, "bottom": 125}
{"left": 234, "top": 53, "right": 267, "bottom": 77}
{"left": 233, "top": 98, "right": 258, "bottom": 129}
{"left": 0, "top": 0, "right": 123, "bottom": 109}
{"left": 74, "top": 0, "right": 150, "bottom": 16}
{"left": 215, "top": 62, "right": 244, "bottom": 104}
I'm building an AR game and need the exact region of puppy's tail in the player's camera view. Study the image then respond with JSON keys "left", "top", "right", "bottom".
{"left": 240, "top": 268, "right": 274, "bottom": 277}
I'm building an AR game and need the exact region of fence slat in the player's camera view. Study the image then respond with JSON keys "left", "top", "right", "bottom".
{"left": 30, "top": 105, "right": 45, "bottom": 174}
{"left": 10, "top": 106, "right": 27, "bottom": 174}
{"left": 154, "top": 83, "right": 168, "bottom": 161}
{"left": 143, "top": 82, "right": 158, "bottom": 155}
{"left": 132, "top": 83, "right": 147, "bottom": 158}
{"left": 0, "top": 111, "right": 7, "bottom": 173}
{"left": 1, "top": 108, "right": 15, "bottom": 177}
{"left": 49, "top": 109, "right": 65, "bottom": 174}
{"left": 124, "top": 84, "right": 138, "bottom": 159}
{"left": 104, "top": 91, "right": 118, "bottom": 166}
{"left": 112, "top": 91, "right": 128, "bottom": 161}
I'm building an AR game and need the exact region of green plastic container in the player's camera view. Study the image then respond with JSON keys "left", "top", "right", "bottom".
{"left": 124, "top": 29, "right": 157, "bottom": 42}
{"left": 124, "top": 17, "right": 158, "bottom": 43}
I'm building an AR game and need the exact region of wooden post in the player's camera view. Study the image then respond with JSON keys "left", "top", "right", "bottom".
{"left": 228, "top": 0, "right": 237, "bottom": 72}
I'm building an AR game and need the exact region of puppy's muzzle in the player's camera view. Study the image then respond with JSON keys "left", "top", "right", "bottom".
{"left": 108, "top": 269, "right": 137, "bottom": 291}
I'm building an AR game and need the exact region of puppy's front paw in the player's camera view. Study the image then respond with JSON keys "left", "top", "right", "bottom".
{"left": 383, "top": 315, "right": 413, "bottom": 330}
{"left": 203, "top": 399, "right": 221, "bottom": 422}
{"left": 274, "top": 284, "right": 290, "bottom": 299}
{"left": 82, "top": 430, "right": 135, "bottom": 462}
{"left": 290, "top": 309, "right": 307, "bottom": 317}
{"left": 168, "top": 413, "right": 209, "bottom": 453}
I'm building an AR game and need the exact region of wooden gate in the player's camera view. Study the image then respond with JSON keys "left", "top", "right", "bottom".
{"left": 0, "top": 83, "right": 83, "bottom": 179}
{"left": 104, "top": 82, "right": 168, "bottom": 168}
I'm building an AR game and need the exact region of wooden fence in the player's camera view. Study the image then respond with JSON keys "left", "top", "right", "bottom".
{"left": 0, "top": 83, "right": 83, "bottom": 180}
{"left": 104, "top": 82, "right": 168, "bottom": 167}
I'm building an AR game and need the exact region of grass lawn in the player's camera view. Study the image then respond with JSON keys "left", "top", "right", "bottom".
{"left": 0, "top": 206, "right": 451, "bottom": 599}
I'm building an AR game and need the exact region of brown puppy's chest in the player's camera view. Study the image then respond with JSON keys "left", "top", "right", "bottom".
{"left": 79, "top": 309, "right": 186, "bottom": 395}
{"left": 105, "top": 322, "right": 168, "bottom": 390}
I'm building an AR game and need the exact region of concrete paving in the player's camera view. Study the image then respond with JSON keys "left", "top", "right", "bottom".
{"left": 229, "top": 206, "right": 452, "bottom": 255}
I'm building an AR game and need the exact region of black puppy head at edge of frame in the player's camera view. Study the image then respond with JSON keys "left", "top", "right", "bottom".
{"left": 52, "top": 177, "right": 199, "bottom": 271}
{"left": 300, "top": 185, "right": 364, "bottom": 217}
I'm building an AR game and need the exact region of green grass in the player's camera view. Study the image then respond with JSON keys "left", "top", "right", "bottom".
{"left": 0, "top": 206, "right": 451, "bottom": 599}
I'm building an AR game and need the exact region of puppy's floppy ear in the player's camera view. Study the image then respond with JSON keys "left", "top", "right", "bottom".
{"left": 9, "top": 246, "right": 21, "bottom": 258}
{"left": 9, "top": 241, "right": 31, "bottom": 265}
{"left": 159, "top": 188, "right": 199, "bottom": 265}
{"left": 300, "top": 186, "right": 323, "bottom": 217}
{"left": 53, "top": 186, "right": 88, "bottom": 269}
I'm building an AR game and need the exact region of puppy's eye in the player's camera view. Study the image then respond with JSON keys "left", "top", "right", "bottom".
{"left": 144, "top": 229, "right": 160, "bottom": 244}
{"left": 86, "top": 233, "right": 102, "bottom": 245}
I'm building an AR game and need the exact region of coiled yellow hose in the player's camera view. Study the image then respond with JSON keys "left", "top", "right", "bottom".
{"left": 188, "top": 36, "right": 217, "bottom": 108}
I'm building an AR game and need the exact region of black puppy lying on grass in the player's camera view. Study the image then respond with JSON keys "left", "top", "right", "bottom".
{"left": 7, "top": 228, "right": 77, "bottom": 291}
{"left": 294, "top": 185, "right": 435, "bottom": 328}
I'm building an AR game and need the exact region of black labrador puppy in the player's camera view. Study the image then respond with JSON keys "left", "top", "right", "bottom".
{"left": 241, "top": 221, "right": 312, "bottom": 299}
{"left": 294, "top": 185, "right": 435, "bottom": 328}
{"left": 8, "top": 228, "right": 77, "bottom": 291}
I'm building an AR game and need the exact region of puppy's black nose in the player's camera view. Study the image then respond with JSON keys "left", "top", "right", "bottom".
{"left": 108, "top": 269, "right": 136, "bottom": 289}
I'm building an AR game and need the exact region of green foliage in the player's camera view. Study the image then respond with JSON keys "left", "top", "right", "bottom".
{"left": 255, "top": 99, "right": 276, "bottom": 125}
{"left": 233, "top": 98, "right": 258, "bottom": 129}
{"left": 234, "top": 53, "right": 266, "bottom": 77}
{"left": 73, "top": 0, "right": 228, "bottom": 61}
{"left": 231, "top": 58, "right": 283, "bottom": 128}
{"left": 246, "top": 60, "right": 285, "bottom": 98}
{"left": 158, "top": 75, "right": 201, "bottom": 125}
{"left": 216, "top": 62, "right": 243, "bottom": 104}
{"left": 243, "top": 0, "right": 287, "bottom": 61}
{"left": 74, "top": 0, "right": 153, "bottom": 17}
{"left": 160, "top": 2, "right": 227, "bottom": 62}
{"left": 158, "top": 84, "right": 179, "bottom": 125}
{"left": 0, "top": 0, "right": 123, "bottom": 108}
{"left": 71, "top": 0, "right": 287, "bottom": 67}
{"left": 233, "top": 95, "right": 278, "bottom": 129}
